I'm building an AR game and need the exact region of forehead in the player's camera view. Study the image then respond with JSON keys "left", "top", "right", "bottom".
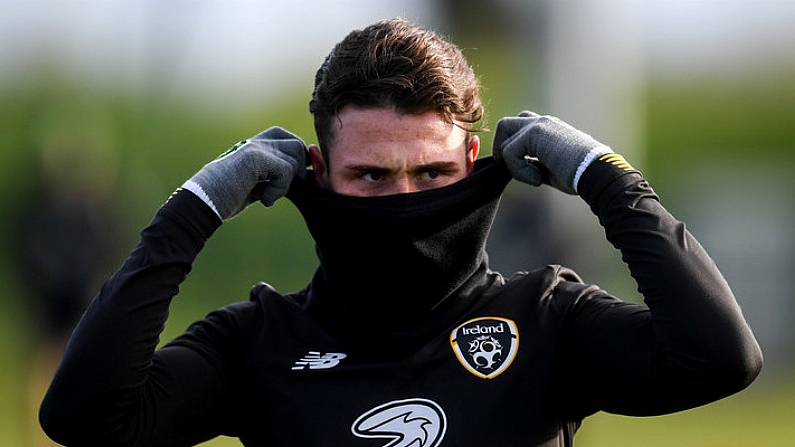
{"left": 329, "top": 106, "right": 465, "bottom": 153}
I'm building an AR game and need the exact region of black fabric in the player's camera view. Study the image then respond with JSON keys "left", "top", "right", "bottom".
{"left": 287, "top": 158, "right": 512, "bottom": 334}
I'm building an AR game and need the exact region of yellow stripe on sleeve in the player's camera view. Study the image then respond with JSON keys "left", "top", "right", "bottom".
{"left": 598, "top": 153, "right": 635, "bottom": 171}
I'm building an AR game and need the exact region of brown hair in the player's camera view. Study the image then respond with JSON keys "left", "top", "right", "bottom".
{"left": 309, "top": 18, "right": 484, "bottom": 156}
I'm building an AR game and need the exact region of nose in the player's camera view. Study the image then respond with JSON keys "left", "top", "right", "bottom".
{"left": 393, "top": 177, "right": 420, "bottom": 195}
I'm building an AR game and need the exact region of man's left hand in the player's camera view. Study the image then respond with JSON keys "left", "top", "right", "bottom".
{"left": 493, "top": 111, "right": 613, "bottom": 195}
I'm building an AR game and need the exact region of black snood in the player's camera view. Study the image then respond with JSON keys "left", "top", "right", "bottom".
{"left": 286, "top": 157, "right": 511, "bottom": 352}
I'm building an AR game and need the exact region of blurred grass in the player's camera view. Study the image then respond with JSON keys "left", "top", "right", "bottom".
{"left": 578, "top": 374, "right": 795, "bottom": 447}
{"left": 1, "top": 62, "right": 794, "bottom": 446}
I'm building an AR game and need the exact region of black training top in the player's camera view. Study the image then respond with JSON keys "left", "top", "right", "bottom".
{"left": 40, "top": 156, "right": 762, "bottom": 447}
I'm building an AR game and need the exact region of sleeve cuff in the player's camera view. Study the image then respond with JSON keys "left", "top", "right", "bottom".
{"left": 181, "top": 179, "right": 222, "bottom": 220}
{"left": 577, "top": 153, "right": 643, "bottom": 208}
{"left": 573, "top": 145, "right": 613, "bottom": 192}
{"left": 158, "top": 187, "right": 223, "bottom": 239}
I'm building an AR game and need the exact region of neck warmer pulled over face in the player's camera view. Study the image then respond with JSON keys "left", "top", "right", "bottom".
{"left": 286, "top": 157, "right": 511, "bottom": 333}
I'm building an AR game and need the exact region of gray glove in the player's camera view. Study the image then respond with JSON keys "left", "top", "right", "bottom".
{"left": 182, "top": 127, "right": 306, "bottom": 220}
{"left": 493, "top": 111, "right": 613, "bottom": 195}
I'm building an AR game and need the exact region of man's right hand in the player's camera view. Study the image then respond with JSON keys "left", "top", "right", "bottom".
{"left": 182, "top": 127, "right": 307, "bottom": 221}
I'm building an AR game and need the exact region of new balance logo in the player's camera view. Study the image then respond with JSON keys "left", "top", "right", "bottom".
{"left": 291, "top": 351, "right": 347, "bottom": 370}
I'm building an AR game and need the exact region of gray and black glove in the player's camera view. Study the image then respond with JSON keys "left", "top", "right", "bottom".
{"left": 493, "top": 111, "right": 613, "bottom": 195}
{"left": 182, "top": 127, "right": 306, "bottom": 220}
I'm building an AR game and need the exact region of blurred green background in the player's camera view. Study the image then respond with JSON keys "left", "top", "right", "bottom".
{"left": 1, "top": 1, "right": 793, "bottom": 446}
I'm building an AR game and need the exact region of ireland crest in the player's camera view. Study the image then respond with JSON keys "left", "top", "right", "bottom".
{"left": 450, "top": 317, "right": 518, "bottom": 379}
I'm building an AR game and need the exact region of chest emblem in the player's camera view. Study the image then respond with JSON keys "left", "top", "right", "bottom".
{"left": 450, "top": 317, "right": 519, "bottom": 379}
{"left": 351, "top": 398, "right": 446, "bottom": 447}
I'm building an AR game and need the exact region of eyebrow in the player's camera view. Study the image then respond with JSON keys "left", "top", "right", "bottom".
{"left": 412, "top": 161, "right": 461, "bottom": 173}
{"left": 342, "top": 161, "right": 461, "bottom": 174}
{"left": 342, "top": 164, "right": 391, "bottom": 175}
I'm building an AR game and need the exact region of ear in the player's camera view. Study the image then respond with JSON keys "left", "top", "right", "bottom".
{"left": 309, "top": 144, "right": 330, "bottom": 188}
{"left": 465, "top": 135, "right": 480, "bottom": 175}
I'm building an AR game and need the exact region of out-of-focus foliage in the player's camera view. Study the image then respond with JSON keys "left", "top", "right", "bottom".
{"left": 0, "top": 71, "right": 320, "bottom": 334}
{"left": 645, "top": 67, "right": 795, "bottom": 183}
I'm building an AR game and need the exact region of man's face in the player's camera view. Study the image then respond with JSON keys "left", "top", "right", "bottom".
{"left": 309, "top": 106, "right": 479, "bottom": 197}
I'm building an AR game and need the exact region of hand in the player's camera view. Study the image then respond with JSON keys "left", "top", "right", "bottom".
{"left": 182, "top": 127, "right": 307, "bottom": 220}
{"left": 493, "top": 111, "right": 612, "bottom": 195}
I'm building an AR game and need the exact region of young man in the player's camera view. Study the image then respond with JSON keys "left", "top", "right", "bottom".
{"left": 40, "top": 18, "right": 761, "bottom": 447}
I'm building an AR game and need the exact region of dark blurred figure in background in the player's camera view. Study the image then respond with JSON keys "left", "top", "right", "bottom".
{"left": 11, "top": 115, "right": 122, "bottom": 446}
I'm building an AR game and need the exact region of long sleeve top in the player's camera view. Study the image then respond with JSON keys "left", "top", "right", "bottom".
{"left": 40, "top": 156, "right": 762, "bottom": 446}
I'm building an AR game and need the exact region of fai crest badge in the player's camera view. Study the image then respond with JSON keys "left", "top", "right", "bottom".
{"left": 450, "top": 317, "right": 518, "bottom": 379}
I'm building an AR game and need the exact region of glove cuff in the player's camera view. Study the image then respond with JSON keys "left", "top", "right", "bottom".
{"left": 573, "top": 145, "right": 612, "bottom": 193}
{"left": 181, "top": 179, "right": 222, "bottom": 221}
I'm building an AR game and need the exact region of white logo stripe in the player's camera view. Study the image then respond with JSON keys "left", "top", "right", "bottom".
{"left": 352, "top": 398, "right": 447, "bottom": 447}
